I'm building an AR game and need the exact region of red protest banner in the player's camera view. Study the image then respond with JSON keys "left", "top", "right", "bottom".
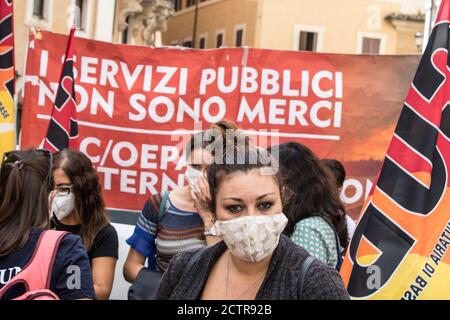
{"left": 21, "top": 30, "right": 419, "bottom": 216}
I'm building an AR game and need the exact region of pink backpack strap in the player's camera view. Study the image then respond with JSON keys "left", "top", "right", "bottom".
{"left": 0, "top": 230, "right": 68, "bottom": 299}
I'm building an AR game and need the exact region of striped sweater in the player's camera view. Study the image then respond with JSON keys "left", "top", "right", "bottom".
{"left": 126, "top": 192, "right": 206, "bottom": 271}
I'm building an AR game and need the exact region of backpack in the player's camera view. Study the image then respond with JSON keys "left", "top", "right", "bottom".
{"left": 297, "top": 256, "right": 317, "bottom": 300}
{"left": 329, "top": 223, "right": 344, "bottom": 271}
{"left": 0, "top": 230, "right": 69, "bottom": 300}
{"left": 153, "top": 191, "right": 170, "bottom": 224}
{"left": 146, "top": 191, "right": 170, "bottom": 271}
{"left": 320, "top": 217, "right": 344, "bottom": 271}
{"left": 128, "top": 191, "right": 170, "bottom": 300}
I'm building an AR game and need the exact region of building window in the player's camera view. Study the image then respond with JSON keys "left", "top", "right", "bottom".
{"left": 235, "top": 29, "right": 244, "bottom": 47}
{"left": 183, "top": 40, "right": 193, "bottom": 48}
{"left": 298, "top": 31, "right": 317, "bottom": 51}
{"left": 26, "top": 0, "right": 53, "bottom": 29}
{"left": 293, "top": 25, "right": 324, "bottom": 52}
{"left": 362, "top": 37, "right": 381, "bottom": 54}
{"left": 216, "top": 32, "right": 224, "bottom": 48}
{"left": 183, "top": 0, "right": 208, "bottom": 10}
{"left": 16, "top": 103, "right": 22, "bottom": 143}
{"left": 121, "top": 16, "right": 130, "bottom": 44}
{"left": 75, "top": 0, "right": 86, "bottom": 30}
{"left": 173, "top": 0, "right": 182, "bottom": 11}
{"left": 199, "top": 36, "right": 206, "bottom": 49}
{"left": 33, "top": 0, "right": 45, "bottom": 19}
{"left": 198, "top": 33, "right": 207, "bottom": 49}
{"left": 357, "top": 32, "right": 386, "bottom": 55}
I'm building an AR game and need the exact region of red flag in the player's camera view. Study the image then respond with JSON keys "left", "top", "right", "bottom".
{"left": 43, "top": 27, "right": 79, "bottom": 152}
{"left": 341, "top": 0, "right": 450, "bottom": 299}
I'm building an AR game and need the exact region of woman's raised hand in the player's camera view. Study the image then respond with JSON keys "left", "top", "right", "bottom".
{"left": 190, "top": 175, "right": 215, "bottom": 229}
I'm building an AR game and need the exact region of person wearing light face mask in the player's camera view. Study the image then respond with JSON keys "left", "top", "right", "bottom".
{"left": 49, "top": 149, "right": 118, "bottom": 300}
{"left": 51, "top": 186, "right": 75, "bottom": 221}
{"left": 156, "top": 145, "right": 350, "bottom": 300}
{"left": 123, "top": 120, "right": 239, "bottom": 295}
{"left": 184, "top": 165, "right": 203, "bottom": 193}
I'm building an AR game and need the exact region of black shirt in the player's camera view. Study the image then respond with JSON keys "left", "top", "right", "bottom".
{"left": 0, "top": 228, "right": 96, "bottom": 300}
{"left": 51, "top": 217, "right": 119, "bottom": 262}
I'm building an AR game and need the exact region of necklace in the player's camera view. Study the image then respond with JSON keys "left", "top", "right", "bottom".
{"left": 225, "top": 252, "right": 267, "bottom": 300}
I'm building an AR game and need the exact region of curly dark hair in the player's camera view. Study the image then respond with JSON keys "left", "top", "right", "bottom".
{"left": 268, "top": 142, "right": 349, "bottom": 250}
{"left": 52, "top": 149, "right": 109, "bottom": 250}
{"left": 185, "top": 120, "right": 240, "bottom": 160}
{"left": 322, "top": 159, "right": 346, "bottom": 188}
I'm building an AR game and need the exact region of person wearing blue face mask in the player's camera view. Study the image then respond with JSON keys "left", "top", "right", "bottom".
{"left": 123, "top": 120, "right": 239, "bottom": 298}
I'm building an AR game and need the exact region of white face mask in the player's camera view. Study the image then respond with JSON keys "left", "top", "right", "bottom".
{"left": 51, "top": 193, "right": 75, "bottom": 221}
{"left": 211, "top": 213, "right": 288, "bottom": 263}
{"left": 184, "top": 166, "right": 203, "bottom": 192}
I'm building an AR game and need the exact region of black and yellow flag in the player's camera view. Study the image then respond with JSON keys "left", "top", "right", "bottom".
{"left": 341, "top": 0, "right": 450, "bottom": 299}
{"left": 0, "top": 0, "right": 14, "bottom": 157}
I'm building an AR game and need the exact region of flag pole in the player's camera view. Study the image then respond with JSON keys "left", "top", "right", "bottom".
{"left": 43, "top": 26, "right": 79, "bottom": 152}
{"left": 423, "top": 0, "right": 434, "bottom": 52}
{"left": 192, "top": 0, "right": 200, "bottom": 48}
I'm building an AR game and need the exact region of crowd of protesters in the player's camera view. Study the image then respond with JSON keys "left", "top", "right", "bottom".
{"left": 0, "top": 120, "right": 356, "bottom": 300}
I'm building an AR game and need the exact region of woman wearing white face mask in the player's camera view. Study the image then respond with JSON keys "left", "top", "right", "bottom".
{"left": 49, "top": 149, "right": 118, "bottom": 300}
{"left": 123, "top": 120, "right": 239, "bottom": 289}
{"left": 157, "top": 145, "right": 350, "bottom": 300}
